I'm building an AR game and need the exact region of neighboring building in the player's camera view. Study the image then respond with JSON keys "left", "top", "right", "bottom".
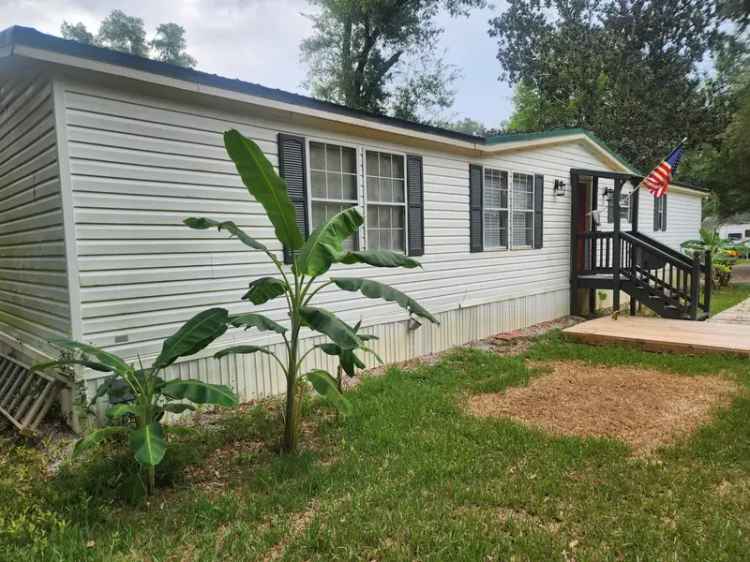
{"left": 718, "top": 223, "right": 750, "bottom": 243}
{"left": 0, "top": 27, "right": 708, "bottom": 422}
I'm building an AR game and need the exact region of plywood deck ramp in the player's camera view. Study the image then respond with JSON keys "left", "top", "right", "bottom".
{"left": 563, "top": 316, "right": 750, "bottom": 357}
{"left": 0, "top": 354, "right": 63, "bottom": 434}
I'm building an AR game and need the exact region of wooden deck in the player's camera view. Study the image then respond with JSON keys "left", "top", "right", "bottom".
{"left": 563, "top": 316, "right": 750, "bottom": 356}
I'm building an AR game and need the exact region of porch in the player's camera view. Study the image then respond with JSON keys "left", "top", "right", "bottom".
{"left": 569, "top": 168, "right": 711, "bottom": 320}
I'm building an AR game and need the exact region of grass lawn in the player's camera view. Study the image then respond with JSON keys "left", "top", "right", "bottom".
{"left": 710, "top": 283, "right": 750, "bottom": 316}
{"left": 3, "top": 333, "right": 750, "bottom": 561}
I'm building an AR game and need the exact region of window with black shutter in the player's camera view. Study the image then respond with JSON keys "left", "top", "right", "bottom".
{"left": 277, "top": 133, "right": 309, "bottom": 264}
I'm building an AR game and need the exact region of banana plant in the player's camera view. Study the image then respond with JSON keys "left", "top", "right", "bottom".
{"left": 186, "top": 129, "right": 438, "bottom": 452}
{"left": 34, "top": 308, "right": 238, "bottom": 494}
{"left": 317, "top": 321, "right": 382, "bottom": 392}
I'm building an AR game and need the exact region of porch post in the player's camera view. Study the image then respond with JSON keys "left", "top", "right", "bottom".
{"left": 588, "top": 177, "right": 599, "bottom": 314}
{"left": 570, "top": 171, "right": 579, "bottom": 316}
{"left": 612, "top": 178, "right": 623, "bottom": 315}
{"left": 630, "top": 180, "right": 639, "bottom": 233}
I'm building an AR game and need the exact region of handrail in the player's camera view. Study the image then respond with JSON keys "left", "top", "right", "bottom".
{"left": 621, "top": 232, "right": 692, "bottom": 273}
{"left": 630, "top": 231, "right": 692, "bottom": 268}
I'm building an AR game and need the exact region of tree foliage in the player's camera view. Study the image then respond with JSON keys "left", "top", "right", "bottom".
{"left": 60, "top": 11, "right": 196, "bottom": 68}
{"left": 301, "top": 0, "right": 484, "bottom": 120}
{"left": 490, "top": 0, "right": 723, "bottom": 171}
{"left": 150, "top": 23, "right": 198, "bottom": 68}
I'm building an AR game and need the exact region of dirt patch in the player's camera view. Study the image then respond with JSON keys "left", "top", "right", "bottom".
{"left": 466, "top": 360, "right": 739, "bottom": 454}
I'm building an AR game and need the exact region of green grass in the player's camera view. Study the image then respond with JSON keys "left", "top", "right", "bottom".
{"left": 710, "top": 283, "right": 750, "bottom": 316}
{"left": 3, "top": 335, "right": 750, "bottom": 561}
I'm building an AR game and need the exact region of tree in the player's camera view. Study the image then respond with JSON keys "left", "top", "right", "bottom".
{"left": 59, "top": 11, "right": 197, "bottom": 68}
{"left": 187, "top": 130, "right": 438, "bottom": 452}
{"left": 489, "top": 0, "right": 723, "bottom": 170}
{"left": 61, "top": 21, "right": 94, "bottom": 44}
{"left": 96, "top": 10, "right": 149, "bottom": 57}
{"left": 301, "top": 0, "right": 485, "bottom": 120}
{"left": 150, "top": 23, "right": 197, "bottom": 68}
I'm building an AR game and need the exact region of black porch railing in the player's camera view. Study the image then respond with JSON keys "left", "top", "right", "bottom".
{"left": 576, "top": 230, "right": 711, "bottom": 319}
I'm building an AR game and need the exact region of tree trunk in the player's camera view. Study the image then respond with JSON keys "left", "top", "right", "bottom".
{"left": 282, "top": 319, "right": 301, "bottom": 453}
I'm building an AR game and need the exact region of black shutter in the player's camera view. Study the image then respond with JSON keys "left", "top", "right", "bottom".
{"left": 406, "top": 155, "right": 424, "bottom": 256}
{"left": 607, "top": 193, "right": 614, "bottom": 223}
{"left": 534, "top": 174, "right": 544, "bottom": 249}
{"left": 653, "top": 196, "right": 659, "bottom": 231}
{"left": 469, "top": 164, "right": 483, "bottom": 253}
{"left": 277, "top": 133, "right": 309, "bottom": 264}
{"left": 662, "top": 194, "right": 667, "bottom": 231}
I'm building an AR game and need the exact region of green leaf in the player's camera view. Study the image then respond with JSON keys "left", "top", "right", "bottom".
{"left": 242, "top": 277, "right": 288, "bottom": 305}
{"left": 32, "top": 358, "right": 113, "bottom": 374}
{"left": 229, "top": 313, "right": 287, "bottom": 334}
{"left": 224, "top": 129, "right": 303, "bottom": 250}
{"left": 316, "top": 343, "right": 342, "bottom": 356}
{"left": 214, "top": 345, "right": 273, "bottom": 359}
{"left": 50, "top": 339, "right": 132, "bottom": 375}
{"left": 340, "top": 250, "right": 422, "bottom": 269}
{"left": 154, "top": 308, "right": 229, "bottom": 369}
{"left": 299, "top": 307, "right": 362, "bottom": 350}
{"left": 296, "top": 207, "right": 363, "bottom": 276}
{"left": 106, "top": 404, "right": 140, "bottom": 419}
{"left": 73, "top": 426, "right": 129, "bottom": 458}
{"left": 129, "top": 422, "right": 167, "bottom": 466}
{"left": 330, "top": 278, "right": 439, "bottom": 324}
{"left": 162, "top": 403, "right": 196, "bottom": 415}
{"left": 305, "top": 370, "right": 353, "bottom": 416}
{"left": 184, "top": 217, "right": 268, "bottom": 251}
{"left": 161, "top": 379, "right": 239, "bottom": 406}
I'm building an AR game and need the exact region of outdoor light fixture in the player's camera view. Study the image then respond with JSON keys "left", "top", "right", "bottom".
{"left": 407, "top": 316, "right": 422, "bottom": 331}
{"left": 603, "top": 186, "right": 615, "bottom": 200}
{"left": 553, "top": 179, "right": 567, "bottom": 196}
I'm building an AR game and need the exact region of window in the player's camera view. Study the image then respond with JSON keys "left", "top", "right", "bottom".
{"left": 608, "top": 193, "right": 630, "bottom": 223}
{"left": 483, "top": 168, "right": 509, "bottom": 249}
{"left": 309, "top": 142, "right": 358, "bottom": 249}
{"left": 729, "top": 233, "right": 742, "bottom": 241}
{"left": 365, "top": 150, "right": 406, "bottom": 251}
{"left": 654, "top": 195, "right": 667, "bottom": 231}
{"left": 512, "top": 172, "right": 535, "bottom": 248}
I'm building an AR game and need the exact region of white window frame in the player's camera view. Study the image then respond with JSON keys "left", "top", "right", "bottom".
{"left": 482, "top": 166, "right": 510, "bottom": 251}
{"left": 510, "top": 172, "right": 536, "bottom": 250}
{"left": 305, "top": 138, "right": 363, "bottom": 247}
{"left": 363, "top": 148, "right": 409, "bottom": 254}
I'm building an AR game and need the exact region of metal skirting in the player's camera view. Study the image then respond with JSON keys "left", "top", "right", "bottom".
{"left": 0, "top": 354, "right": 63, "bottom": 434}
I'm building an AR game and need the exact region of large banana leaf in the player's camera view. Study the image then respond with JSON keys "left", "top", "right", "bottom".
{"left": 33, "top": 358, "right": 113, "bottom": 374}
{"left": 305, "top": 370, "right": 353, "bottom": 416}
{"left": 161, "top": 379, "right": 238, "bottom": 406}
{"left": 296, "top": 208, "right": 363, "bottom": 276}
{"left": 50, "top": 339, "right": 131, "bottom": 375}
{"left": 183, "top": 217, "right": 268, "bottom": 251}
{"left": 214, "top": 345, "right": 272, "bottom": 359}
{"left": 73, "top": 426, "right": 129, "bottom": 458}
{"left": 242, "top": 277, "right": 288, "bottom": 305}
{"left": 162, "top": 403, "right": 196, "bottom": 415}
{"left": 299, "top": 306, "right": 362, "bottom": 350}
{"left": 106, "top": 404, "right": 140, "bottom": 419}
{"left": 224, "top": 129, "right": 303, "bottom": 250}
{"left": 331, "top": 278, "right": 439, "bottom": 324}
{"left": 229, "top": 313, "right": 287, "bottom": 334}
{"left": 340, "top": 250, "right": 422, "bottom": 269}
{"left": 153, "top": 308, "right": 229, "bottom": 369}
{"left": 129, "top": 422, "right": 167, "bottom": 466}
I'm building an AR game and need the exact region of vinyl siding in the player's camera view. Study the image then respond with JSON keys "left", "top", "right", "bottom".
{"left": 59, "top": 76, "right": 594, "bottom": 370}
{"left": 0, "top": 71, "right": 70, "bottom": 352}
{"left": 597, "top": 182, "right": 703, "bottom": 250}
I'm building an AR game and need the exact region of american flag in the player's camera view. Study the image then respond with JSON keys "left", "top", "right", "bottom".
{"left": 643, "top": 140, "right": 686, "bottom": 198}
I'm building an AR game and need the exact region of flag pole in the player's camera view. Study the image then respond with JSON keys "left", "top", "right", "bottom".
{"left": 624, "top": 136, "right": 687, "bottom": 201}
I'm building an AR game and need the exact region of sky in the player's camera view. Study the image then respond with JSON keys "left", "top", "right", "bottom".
{"left": 0, "top": 0, "right": 515, "bottom": 126}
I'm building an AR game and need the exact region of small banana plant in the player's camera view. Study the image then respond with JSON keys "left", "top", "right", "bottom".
{"left": 186, "top": 129, "right": 438, "bottom": 452}
{"left": 317, "top": 321, "right": 382, "bottom": 392}
{"left": 34, "top": 308, "right": 238, "bottom": 494}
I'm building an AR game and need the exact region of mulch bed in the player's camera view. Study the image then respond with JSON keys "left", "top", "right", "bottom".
{"left": 467, "top": 360, "right": 739, "bottom": 454}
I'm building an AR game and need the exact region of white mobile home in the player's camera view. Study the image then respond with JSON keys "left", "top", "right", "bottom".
{"left": 0, "top": 27, "right": 708, "bottom": 426}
